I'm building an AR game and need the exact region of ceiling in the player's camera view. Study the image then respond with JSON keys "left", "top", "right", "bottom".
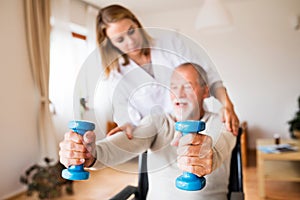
{"left": 81, "top": 0, "right": 205, "bottom": 14}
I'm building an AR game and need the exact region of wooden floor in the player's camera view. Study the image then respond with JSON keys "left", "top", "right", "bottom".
{"left": 9, "top": 151, "right": 300, "bottom": 200}
{"left": 243, "top": 151, "right": 300, "bottom": 200}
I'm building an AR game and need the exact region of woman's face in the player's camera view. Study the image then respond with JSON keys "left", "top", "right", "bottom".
{"left": 106, "top": 18, "right": 144, "bottom": 57}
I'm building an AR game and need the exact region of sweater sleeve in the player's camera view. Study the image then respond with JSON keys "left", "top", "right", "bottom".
{"left": 212, "top": 126, "right": 236, "bottom": 171}
{"left": 91, "top": 115, "right": 161, "bottom": 169}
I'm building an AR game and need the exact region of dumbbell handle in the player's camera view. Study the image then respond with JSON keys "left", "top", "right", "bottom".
{"left": 175, "top": 120, "right": 206, "bottom": 191}
{"left": 62, "top": 120, "right": 95, "bottom": 180}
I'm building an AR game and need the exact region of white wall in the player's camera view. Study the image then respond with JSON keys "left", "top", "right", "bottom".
{"left": 139, "top": 0, "right": 300, "bottom": 148}
{"left": 0, "top": 0, "right": 39, "bottom": 198}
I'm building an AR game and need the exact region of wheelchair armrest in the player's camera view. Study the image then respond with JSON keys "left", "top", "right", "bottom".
{"left": 109, "top": 185, "right": 138, "bottom": 200}
{"left": 229, "top": 191, "right": 244, "bottom": 200}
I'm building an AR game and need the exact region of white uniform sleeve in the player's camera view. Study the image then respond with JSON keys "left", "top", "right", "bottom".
{"left": 93, "top": 78, "right": 114, "bottom": 136}
{"left": 94, "top": 73, "right": 143, "bottom": 129}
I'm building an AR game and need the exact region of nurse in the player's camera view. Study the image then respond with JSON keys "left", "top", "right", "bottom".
{"left": 95, "top": 4, "right": 239, "bottom": 135}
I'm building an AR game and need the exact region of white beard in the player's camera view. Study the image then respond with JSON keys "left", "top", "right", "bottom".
{"left": 173, "top": 98, "right": 199, "bottom": 121}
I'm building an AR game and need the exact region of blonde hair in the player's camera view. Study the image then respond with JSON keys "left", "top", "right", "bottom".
{"left": 96, "top": 5, "right": 152, "bottom": 77}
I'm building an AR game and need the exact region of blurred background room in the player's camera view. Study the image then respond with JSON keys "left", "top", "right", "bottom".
{"left": 0, "top": 0, "right": 299, "bottom": 199}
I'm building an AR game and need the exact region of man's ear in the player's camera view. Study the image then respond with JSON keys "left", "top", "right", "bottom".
{"left": 203, "top": 86, "right": 210, "bottom": 98}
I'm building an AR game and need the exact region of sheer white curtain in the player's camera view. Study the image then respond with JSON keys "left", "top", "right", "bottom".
{"left": 50, "top": 0, "right": 77, "bottom": 136}
{"left": 24, "top": 0, "right": 58, "bottom": 164}
{"left": 72, "top": 5, "right": 99, "bottom": 120}
{"left": 86, "top": 5, "right": 98, "bottom": 54}
{"left": 50, "top": 0, "right": 101, "bottom": 136}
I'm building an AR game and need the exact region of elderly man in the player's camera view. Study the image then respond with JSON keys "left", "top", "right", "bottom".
{"left": 59, "top": 63, "right": 236, "bottom": 200}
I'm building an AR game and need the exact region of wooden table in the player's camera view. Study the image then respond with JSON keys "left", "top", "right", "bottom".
{"left": 256, "top": 139, "right": 300, "bottom": 198}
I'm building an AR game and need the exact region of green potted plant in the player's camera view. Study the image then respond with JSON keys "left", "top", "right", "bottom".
{"left": 288, "top": 96, "right": 300, "bottom": 139}
{"left": 20, "top": 157, "right": 73, "bottom": 199}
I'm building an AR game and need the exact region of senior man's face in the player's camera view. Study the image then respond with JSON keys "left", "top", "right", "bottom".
{"left": 170, "top": 65, "right": 209, "bottom": 121}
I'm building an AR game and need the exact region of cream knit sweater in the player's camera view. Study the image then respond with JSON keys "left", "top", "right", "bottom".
{"left": 92, "top": 112, "right": 236, "bottom": 200}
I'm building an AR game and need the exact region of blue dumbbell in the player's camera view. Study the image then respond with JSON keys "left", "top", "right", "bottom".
{"left": 62, "top": 120, "right": 95, "bottom": 180}
{"left": 175, "top": 120, "right": 206, "bottom": 191}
